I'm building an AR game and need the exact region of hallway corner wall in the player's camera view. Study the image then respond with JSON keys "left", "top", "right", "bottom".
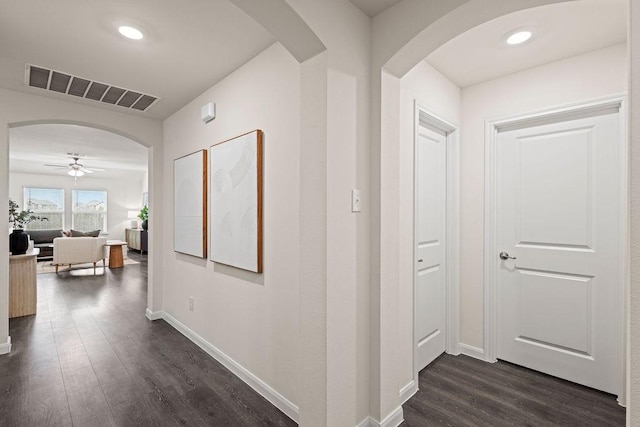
{"left": 161, "top": 43, "right": 301, "bottom": 414}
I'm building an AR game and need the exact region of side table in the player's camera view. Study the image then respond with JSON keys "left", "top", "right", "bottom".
{"left": 105, "top": 241, "right": 128, "bottom": 268}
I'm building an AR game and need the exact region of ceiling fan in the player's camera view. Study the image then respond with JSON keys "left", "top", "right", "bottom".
{"left": 44, "top": 154, "right": 106, "bottom": 177}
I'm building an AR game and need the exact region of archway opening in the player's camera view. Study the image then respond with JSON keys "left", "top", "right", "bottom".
{"left": 8, "top": 121, "right": 151, "bottom": 328}
{"left": 381, "top": 0, "right": 628, "bottom": 422}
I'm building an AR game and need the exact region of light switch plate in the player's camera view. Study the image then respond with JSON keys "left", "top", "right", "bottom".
{"left": 352, "top": 189, "right": 361, "bottom": 213}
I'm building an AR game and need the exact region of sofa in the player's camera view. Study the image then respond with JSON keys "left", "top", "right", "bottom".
{"left": 25, "top": 229, "right": 63, "bottom": 260}
{"left": 52, "top": 237, "right": 107, "bottom": 274}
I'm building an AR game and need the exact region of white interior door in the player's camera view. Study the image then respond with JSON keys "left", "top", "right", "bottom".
{"left": 416, "top": 124, "right": 447, "bottom": 371}
{"left": 496, "top": 110, "right": 621, "bottom": 394}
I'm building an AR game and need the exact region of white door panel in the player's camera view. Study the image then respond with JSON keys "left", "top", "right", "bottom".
{"left": 517, "top": 269, "right": 591, "bottom": 354}
{"left": 497, "top": 112, "right": 620, "bottom": 394}
{"left": 517, "top": 128, "right": 592, "bottom": 247}
{"left": 416, "top": 125, "right": 446, "bottom": 371}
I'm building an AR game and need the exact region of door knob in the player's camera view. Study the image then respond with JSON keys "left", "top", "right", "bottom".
{"left": 499, "top": 252, "right": 516, "bottom": 260}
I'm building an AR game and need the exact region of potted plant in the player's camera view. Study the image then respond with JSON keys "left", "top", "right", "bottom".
{"left": 9, "top": 199, "right": 47, "bottom": 255}
{"left": 138, "top": 206, "right": 149, "bottom": 231}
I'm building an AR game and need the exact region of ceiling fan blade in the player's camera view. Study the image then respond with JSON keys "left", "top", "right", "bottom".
{"left": 44, "top": 163, "right": 69, "bottom": 168}
{"left": 82, "top": 167, "right": 105, "bottom": 172}
{"left": 80, "top": 168, "right": 94, "bottom": 174}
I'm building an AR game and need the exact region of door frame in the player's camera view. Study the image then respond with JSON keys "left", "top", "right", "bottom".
{"left": 411, "top": 101, "right": 460, "bottom": 395}
{"left": 483, "top": 94, "right": 628, "bottom": 402}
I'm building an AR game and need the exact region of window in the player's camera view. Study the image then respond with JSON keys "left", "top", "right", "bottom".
{"left": 23, "top": 187, "right": 64, "bottom": 230}
{"left": 72, "top": 189, "right": 107, "bottom": 232}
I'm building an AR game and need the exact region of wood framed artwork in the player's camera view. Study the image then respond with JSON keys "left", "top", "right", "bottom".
{"left": 174, "top": 149, "right": 207, "bottom": 258}
{"left": 209, "top": 130, "right": 263, "bottom": 273}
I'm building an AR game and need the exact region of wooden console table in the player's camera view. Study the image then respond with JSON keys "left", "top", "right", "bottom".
{"left": 9, "top": 248, "right": 39, "bottom": 318}
{"left": 125, "top": 228, "right": 148, "bottom": 253}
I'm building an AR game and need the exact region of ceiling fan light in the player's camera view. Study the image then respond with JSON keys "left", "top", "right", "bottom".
{"left": 68, "top": 169, "right": 84, "bottom": 177}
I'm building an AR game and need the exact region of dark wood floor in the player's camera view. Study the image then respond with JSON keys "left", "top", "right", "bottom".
{"left": 3, "top": 254, "right": 626, "bottom": 427}
{"left": 403, "top": 353, "right": 626, "bottom": 427}
{"left": 0, "top": 252, "right": 295, "bottom": 427}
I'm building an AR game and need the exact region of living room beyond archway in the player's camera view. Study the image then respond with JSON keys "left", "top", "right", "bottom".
{"left": 9, "top": 123, "right": 148, "bottom": 280}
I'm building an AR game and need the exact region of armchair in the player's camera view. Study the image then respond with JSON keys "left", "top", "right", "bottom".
{"left": 52, "top": 237, "right": 107, "bottom": 274}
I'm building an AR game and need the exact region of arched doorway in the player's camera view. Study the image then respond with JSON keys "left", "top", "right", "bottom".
{"left": 0, "top": 94, "right": 163, "bottom": 361}
{"left": 371, "top": 0, "right": 630, "bottom": 422}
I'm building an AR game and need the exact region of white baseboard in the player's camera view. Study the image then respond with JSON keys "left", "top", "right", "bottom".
{"left": 447, "top": 347, "right": 461, "bottom": 356}
{"left": 399, "top": 379, "right": 417, "bottom": 405}
{"left": 459, "top": 343, "right": 486, "bottom": 361}
{"left": 358, "top": 405, "right": 404, "bottom": 427}
{"left": 0, "top": 336, "right": 11, "bottom": 355}
{"left": 380, "top": 405, "right": 404, "bottom": 427}
{"left": 357, "top": 417, "right": 375, "bottom": 427}
{"left": 145, "top": 308, "right": 164, "bottom": 321}
{"left": 161, "top": 312, "right": 299, "bottom": 423}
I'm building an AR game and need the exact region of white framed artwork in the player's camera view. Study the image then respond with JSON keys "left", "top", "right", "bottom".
{"left": 209, "top": 130, "right": 263, "bottom": 273}
{"left": 174, "top": 149, "right": 207, "bottom": 258}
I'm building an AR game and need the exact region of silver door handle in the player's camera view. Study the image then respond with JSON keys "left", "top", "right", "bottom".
{"left": 418, "top": 259, "right": 423, "bottom": 263}
{"left": 499, "top": 252, "right": 516, "bottom": 260}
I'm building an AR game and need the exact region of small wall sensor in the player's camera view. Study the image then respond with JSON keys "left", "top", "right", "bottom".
{"left": 201, "top": 102, "right": 215, "bottom": 123}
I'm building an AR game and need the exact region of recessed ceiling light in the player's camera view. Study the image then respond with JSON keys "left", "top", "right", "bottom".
{"left": 118, "top": 26, "right": 144, "bottom": 40}
{"left": 506, "top": 30, "right": 532, "bottom": 45}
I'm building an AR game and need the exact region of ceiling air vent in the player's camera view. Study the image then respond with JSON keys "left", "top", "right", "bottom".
{"left": 25, "top": 64, "right": 159, "bottom": 112}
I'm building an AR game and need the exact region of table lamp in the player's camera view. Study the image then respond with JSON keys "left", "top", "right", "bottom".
{"left": 128, "top": 211, "right": 139, "bottom": 229}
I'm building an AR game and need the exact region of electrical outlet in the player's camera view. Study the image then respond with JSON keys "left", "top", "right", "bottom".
{"left": 189, "top": 297, "right": 194, "bottom": 311}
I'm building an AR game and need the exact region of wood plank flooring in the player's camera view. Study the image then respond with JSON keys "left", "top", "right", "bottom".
{"left": 2, "top": 252, "right": 627, "bottom": 426}
{"left": 0, "top": 252, "right": 295, "bottom": 427}
{"left": 403, "top": 353, "right": 626, "bottom": 426}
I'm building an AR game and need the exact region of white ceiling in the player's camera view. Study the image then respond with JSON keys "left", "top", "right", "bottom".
{"left": 10, "top": 124, "right": 147, "bottom": 178}
{"left": 1, "top": 1, "right": 275, "bottom": 178}
{"left": 347, "top": 0, "right": 402, "bottom": 17}
{"left": 0, "top": 0, "right": 276, "bottom": 120}
{"left": 1, "top": 0, "right": 403, "bottom": 179}
{"left": 0, "top": 1, "right": 628, "bottom": 117}
{"left": 3, "top": 0, "right": 628, "bottom": 178}
{"left": 426, "top": 0, "right": 627, "bottom": 88}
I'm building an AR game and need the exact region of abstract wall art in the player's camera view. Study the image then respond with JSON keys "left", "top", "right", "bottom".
{"left": 174, "top": 149, "right": 207, "bottom": 258}
{"left": 209, "top": 130, "right": 263, "bottom": 273}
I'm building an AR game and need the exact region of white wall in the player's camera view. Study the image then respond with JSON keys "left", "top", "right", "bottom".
{"left": 162, "top": 5, "right": 372, "bottom": 424}
{"left": 459, "top": 43, "right": 628, "bottom": 348}
{"left": 629, "top": 0, "right": 640, "bottom": 418}
{"left": 162, "top": 43, "right": 301, "bottom": 409}
{"left": 9, "top": 171, "right": 145, "bottom": 241}
{"left": 280, "top": 1, "right": 372, "bottom": 424}
{"left": 142, "top": 170, "right": 149, "bottom": 195}
{"left": 398, "top": 62, "right": 461, "bottom": 389}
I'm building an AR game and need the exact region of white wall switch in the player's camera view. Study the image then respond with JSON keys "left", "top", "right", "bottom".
{"left": 189, "top": 296, "right": 194, "bottom": 311}
{"left": 352, "top": 189, "right": 361, "bottom": 213}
